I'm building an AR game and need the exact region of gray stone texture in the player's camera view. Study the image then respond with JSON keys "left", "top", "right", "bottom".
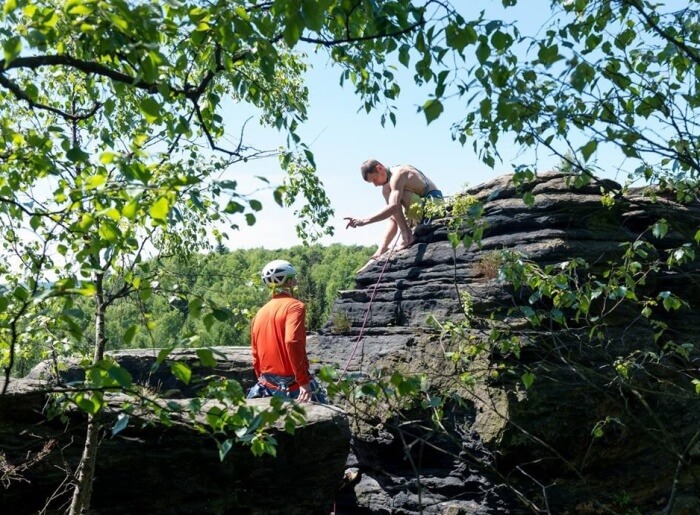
{"left": 2, "top": 172, "right": 699, "bottom": 514}
{"left": 313, "top": 172, "right": 700, "bottom": 514}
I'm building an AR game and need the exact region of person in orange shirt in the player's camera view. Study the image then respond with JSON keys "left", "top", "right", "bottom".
{"left": 247, "top": 259, "right": 326, "bottom": 403}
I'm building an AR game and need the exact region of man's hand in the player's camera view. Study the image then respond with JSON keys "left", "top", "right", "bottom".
{"left": 344, "top": 217, "right": 367, "bottom": 229}
{"left": 297, "top": 383, "right": 312, "bottom": 403}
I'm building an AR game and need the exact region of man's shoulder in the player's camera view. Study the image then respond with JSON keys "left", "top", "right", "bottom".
{"left": 289, "top": 297, "right": 306, "bottom": 308}
{"left": 391, "top": 164, "right": 418, "bottom": 180}
{"left": 389, "top": 165, "right": 413, "bottom": 188}
{"left": 284, "top": 297, "right": 306, "bottom": 316}
{"left": 275, "top": 295, "right": 305, "bottom": 307}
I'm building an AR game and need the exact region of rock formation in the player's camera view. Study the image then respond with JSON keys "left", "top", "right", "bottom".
{"left": 2, "top": 172, "right": 699, "bottom": 515}
{"left": 313, "top": 172, "right": 700, "bottom": 514}
{"left": 1, "top": 348, "right": 350, "bottom": 514}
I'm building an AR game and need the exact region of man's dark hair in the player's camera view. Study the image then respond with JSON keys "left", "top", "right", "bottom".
{"left": 360, "top": 159, "right": 381, "bottom": 181}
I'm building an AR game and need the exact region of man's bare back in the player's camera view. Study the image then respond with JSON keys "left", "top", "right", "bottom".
{"left": 344, "top": 159, "right": 443, "bottom": 262}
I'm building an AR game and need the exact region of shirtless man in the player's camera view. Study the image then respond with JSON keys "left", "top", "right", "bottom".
{"left": 344, "top": 159, "right": 443, "bottom": 259}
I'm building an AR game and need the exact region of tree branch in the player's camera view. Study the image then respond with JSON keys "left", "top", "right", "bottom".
{"left": 624, "top": 0, "right": 700, "bottom": 68}
{"left": 298, "top": 20, "right": 425, "bottom": 47}
{"left": 0, "top": 47, "right": 249, "bottom": 117}
{"left": 0, "top": 72, "right": 101, "bottom": 121}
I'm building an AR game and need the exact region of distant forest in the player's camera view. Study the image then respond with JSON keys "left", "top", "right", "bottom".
{"left": 16, "top": 244, "right": 373, "bottom": 376}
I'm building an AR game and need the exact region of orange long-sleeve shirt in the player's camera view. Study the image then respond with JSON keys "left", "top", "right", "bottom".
{"left": 250, "top": 293, "right": 311, "bottom": 387}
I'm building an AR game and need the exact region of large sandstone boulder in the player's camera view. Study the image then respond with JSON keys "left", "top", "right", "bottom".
{"left": 313, "top": 172, "right": 700, "bottom": 514}
{"left": 0, "top": 347, "right": 350, "bottom": 515}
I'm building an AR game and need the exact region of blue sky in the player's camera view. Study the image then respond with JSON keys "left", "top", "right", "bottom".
{"left": 223, "top": 57, "right": 514, "bottom": 251}
{"left": 217, "top": 0, "right": 673, "bottom": 251}
{"left": 221, "top": 2, "right": 543, "bottom": 250}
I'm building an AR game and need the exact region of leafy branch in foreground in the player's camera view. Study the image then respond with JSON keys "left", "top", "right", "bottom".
{"left": 1, "top": 1, "right": 465, "bottom": 512}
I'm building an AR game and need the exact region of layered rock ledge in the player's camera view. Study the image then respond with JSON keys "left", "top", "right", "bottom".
{"left": 1, "top": 348, "right": 349, "bottom": 515}
{"left": 313, "top": 172, "right": 700, "bottom": 514}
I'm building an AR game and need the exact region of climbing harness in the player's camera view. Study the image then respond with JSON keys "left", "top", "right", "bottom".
{"left": 259, "top": 373, "right": 298, "bottom": 393}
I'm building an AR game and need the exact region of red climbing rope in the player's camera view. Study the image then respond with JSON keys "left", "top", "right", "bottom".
{"left": 336, "top": 235, "right": 400, "bottom": 383}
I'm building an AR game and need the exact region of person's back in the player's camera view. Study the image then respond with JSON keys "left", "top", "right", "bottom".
{"left": 250, "top": 294, "right": 309, "bottom": 380}
{"left": 247, "top": 259, "right": 326, "bottom": 403}
{"left": 392, "top": 164, "right": 439, "bottom": 198}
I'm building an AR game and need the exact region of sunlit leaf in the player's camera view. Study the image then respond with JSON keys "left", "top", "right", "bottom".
{"left": 3, "top": 0, "right": 18, "bottom": 15}
{"left": 139, "top": 97, "right": 161, "bottom": 123}
{"left": 652, "top": 220, "right": 668, "bottom": 239}
{"left": 3, "top": 36, "right": 21, "bottom": 64}
{"left": 171, "top": 361, "right": 192, "bottom": 385}
{"left": 196, "top": 348, "right": 217, "bottom": 367}
{"left": 150, "top": 197, "right": 170, "bottom": 221}
{"left": 423, "top": 99, "right": 444, "bottom": 124}
{"left": 122, "top": 200, "right": 139, "bottom": 220}
{"left": 99, "top": 152, "right": 119, "bottom": 164}
{"left": 108, "top": 366, "right": 133, "bottom": 388}
{"left": 74, "top": 282, "right": 97, "bottom": 296}
{"left": 99, "top": 220, "right": 121, "bottom": 242}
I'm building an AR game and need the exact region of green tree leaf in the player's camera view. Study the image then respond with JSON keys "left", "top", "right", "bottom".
{"left": 139, "top": 97, "right": 162, "bottom": 123}
{"left": 3, "top": 36, "right": 21, "bottom": 64}
{"left": 423, "top": 99, "right": 444, "bottom": 124}
{"left": 149, "top": 197, "right": 170, "bottom": 222}
{"left": 171, "top": 361, "right": 192, "bottom": 385}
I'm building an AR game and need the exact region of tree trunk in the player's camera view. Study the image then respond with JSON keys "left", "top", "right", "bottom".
{"left": 69, "top": 272, "right": 106, "bottom": 514}
{"left": 68, "top": 414, "right": 100, "bottom": 514}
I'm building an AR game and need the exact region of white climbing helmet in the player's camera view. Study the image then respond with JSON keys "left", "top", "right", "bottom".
{"left": 261, "top": 259, "right": 297, "bottom": 287}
